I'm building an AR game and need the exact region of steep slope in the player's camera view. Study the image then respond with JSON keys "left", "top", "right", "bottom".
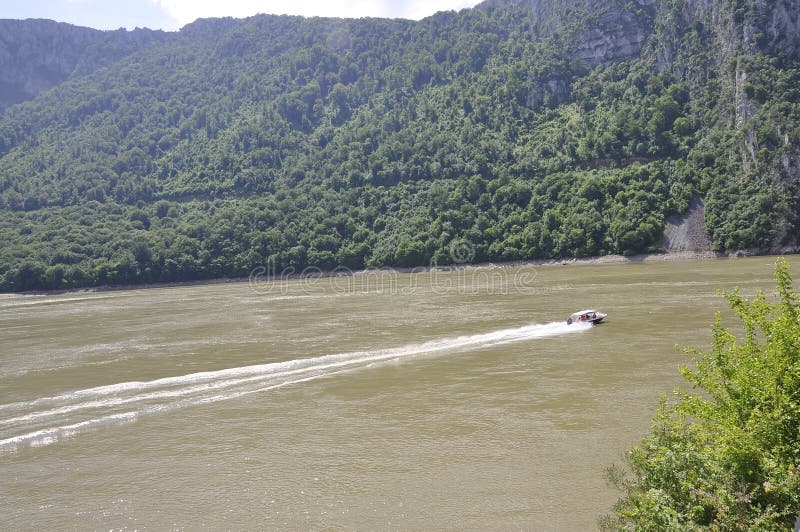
{"left": 0, "top": 0, "right": 798, "bottom": 291}
{"left": 478, "top": 0, "right": 656, "bottom": 66}
{"left": 0, "top": 19, "right": 167, "bottom": 112}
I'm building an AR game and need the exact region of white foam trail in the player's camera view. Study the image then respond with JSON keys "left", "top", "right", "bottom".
{"left": 0, "top": 321, "right": 589, "bottom": 451}
{"left": 0, "top": 295, "right": 118, "bottom": 309}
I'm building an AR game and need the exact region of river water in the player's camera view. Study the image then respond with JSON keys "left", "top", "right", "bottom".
{"left": 0, "top": 256, "right": 794, "bottom": 529}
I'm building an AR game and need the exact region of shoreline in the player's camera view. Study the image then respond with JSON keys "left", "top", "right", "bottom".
{"left": 7, "top": 249, "right": 797, "bottom": 297}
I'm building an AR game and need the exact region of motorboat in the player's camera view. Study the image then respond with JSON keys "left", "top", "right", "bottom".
{"left": 566, "top": 309, "right": 606, "bottom": 325}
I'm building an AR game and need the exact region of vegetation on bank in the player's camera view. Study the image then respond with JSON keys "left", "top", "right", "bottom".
{"left": 0, "top": 1, "right": 799, "bottom": 291}
{"left": 603, "top": 258, "right": 800, "bottom": 529}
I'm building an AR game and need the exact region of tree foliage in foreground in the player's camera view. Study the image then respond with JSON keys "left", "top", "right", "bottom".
{"left": 604, "top": 258, "right": 800, "bottom": 530}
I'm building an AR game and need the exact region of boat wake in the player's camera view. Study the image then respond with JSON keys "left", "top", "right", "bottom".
{"left": 0, "top": 321, "right": 589, "bottom": 452}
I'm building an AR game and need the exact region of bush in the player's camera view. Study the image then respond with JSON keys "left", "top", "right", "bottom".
{"left": 603, "top": 258, "right": 800, "bottom": 529}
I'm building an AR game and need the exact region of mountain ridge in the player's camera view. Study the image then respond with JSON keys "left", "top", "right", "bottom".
{"left": 0, "top": 0, "right": 798, "bottom": 291}
{"left": 0, "top": 19, "right": 167, "bottom": 112}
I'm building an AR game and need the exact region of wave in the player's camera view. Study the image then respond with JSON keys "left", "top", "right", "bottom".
{"left": 0, "top": 294, "right": 119, "bottom": 309}
{"left": 0, "top": 321, "right": 589, "bottom": 452}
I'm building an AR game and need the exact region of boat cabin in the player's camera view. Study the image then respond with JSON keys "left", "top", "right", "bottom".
{"left": 566, "top": 309, "right": 606, "bottom": 325}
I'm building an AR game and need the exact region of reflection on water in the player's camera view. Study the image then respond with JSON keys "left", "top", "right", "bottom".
{"left": 0, "top": 256, "right": 793, "bottom": 529}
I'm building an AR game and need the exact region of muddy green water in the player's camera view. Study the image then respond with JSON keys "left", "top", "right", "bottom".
{"left": 0, "top": 256, "right": 794, "bottom": 529}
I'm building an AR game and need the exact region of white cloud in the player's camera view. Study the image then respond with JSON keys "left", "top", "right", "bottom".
{"left": 150, "top": 0, "right": 482, "bottom": 28}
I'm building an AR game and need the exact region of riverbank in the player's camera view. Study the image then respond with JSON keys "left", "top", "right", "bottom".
{"left": 473, "top": 250, "right": 721, "bottom": 268}
{"left": 9, "top": 249, "right": 797, "bottom": 297}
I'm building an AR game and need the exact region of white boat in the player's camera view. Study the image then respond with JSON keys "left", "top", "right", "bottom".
{"left": 566, "top": 309, "right": 606, "bottom": 325}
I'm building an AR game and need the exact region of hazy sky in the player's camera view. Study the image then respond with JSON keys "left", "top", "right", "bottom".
{"left": 1, "top": 0, "right": 484, "bottom": 31}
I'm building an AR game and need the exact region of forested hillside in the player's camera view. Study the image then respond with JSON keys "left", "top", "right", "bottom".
{"left": 1, "top": 0, "right": 799, "bottom": 291}
{"left": 0, "top": 19, "right": 166, "bottom": 112}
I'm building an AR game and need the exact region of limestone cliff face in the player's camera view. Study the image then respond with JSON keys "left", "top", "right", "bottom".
{"left": 0, "top": 19, "right": 165, "bottom": 113}
{"left": 570, "top": 0, "right": 655, "bottom": 67}
{"left": 754, "top": 0, "right": 800, "bottom": 58}
{"left": 479, "top": 0, "right": 654, "bottom": 66}
{"left": 480, "top": 0, "right": 800, "bottom": 253}
{"left": 479, "top": 0, "right": 800, "bottom": 67}
{"left": 0, "top": 20, "right": 98, "bottom": 112}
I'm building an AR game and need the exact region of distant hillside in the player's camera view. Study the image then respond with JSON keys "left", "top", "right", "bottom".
{"left": 0, "top": 0, "right": 798, "bottom": 291}
{"left": 0, "top": 19, "right": 166, "bottom": 112}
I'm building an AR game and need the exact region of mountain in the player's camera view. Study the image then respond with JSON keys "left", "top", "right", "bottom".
{"left": 0, "top": 0, "right": 798, "bottom": 291}
{"left": 0, "top": 19, "right": 166, "bottom": 112}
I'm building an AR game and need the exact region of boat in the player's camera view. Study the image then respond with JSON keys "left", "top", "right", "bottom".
{"left": 566, "top": 309, "right": 606, "bottom": 325}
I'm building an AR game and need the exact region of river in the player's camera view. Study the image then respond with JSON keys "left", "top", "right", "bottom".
{"left": 0, "top": 256, "right": 794, "bottom": 529}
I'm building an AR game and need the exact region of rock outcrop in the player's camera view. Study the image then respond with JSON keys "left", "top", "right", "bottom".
{"left": 479, "top": 0, "right": 654, "bottom": 66}
{"left": 0, "top": 20, "right": 98, "bottom": 112}
{"left": 755, "top": 0, "right": 800, "bottom": 58}
{"left": 0, "top": 19, "right": 165, "bottom": 113}
{"left": 571, "top": 8, "right": 651, "bottom": 67}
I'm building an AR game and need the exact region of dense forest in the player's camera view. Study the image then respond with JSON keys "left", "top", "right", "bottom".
{"left": 1, "top": 0, "right": 799, "bottom": 291}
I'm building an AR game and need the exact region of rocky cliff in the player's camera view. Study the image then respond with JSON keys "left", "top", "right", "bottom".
{"left": 479, "top": 0, "right": 800, "bottom": 66}
{"left": 479, "top": 0, "right": 655, "bottom": 66}
{"left": 0, "top": 19, "right": 166, "bottom": 113}
{"left": 754, "top": 0, "right": 800, "bottom": 58}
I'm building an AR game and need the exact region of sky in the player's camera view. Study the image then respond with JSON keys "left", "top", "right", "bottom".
{"left": 1, "top": 0, "right": 484, "bottom": 31}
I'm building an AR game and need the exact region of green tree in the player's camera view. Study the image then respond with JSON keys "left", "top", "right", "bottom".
{"left": 603, "top": 258, "right": 800, "bottom": 529}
